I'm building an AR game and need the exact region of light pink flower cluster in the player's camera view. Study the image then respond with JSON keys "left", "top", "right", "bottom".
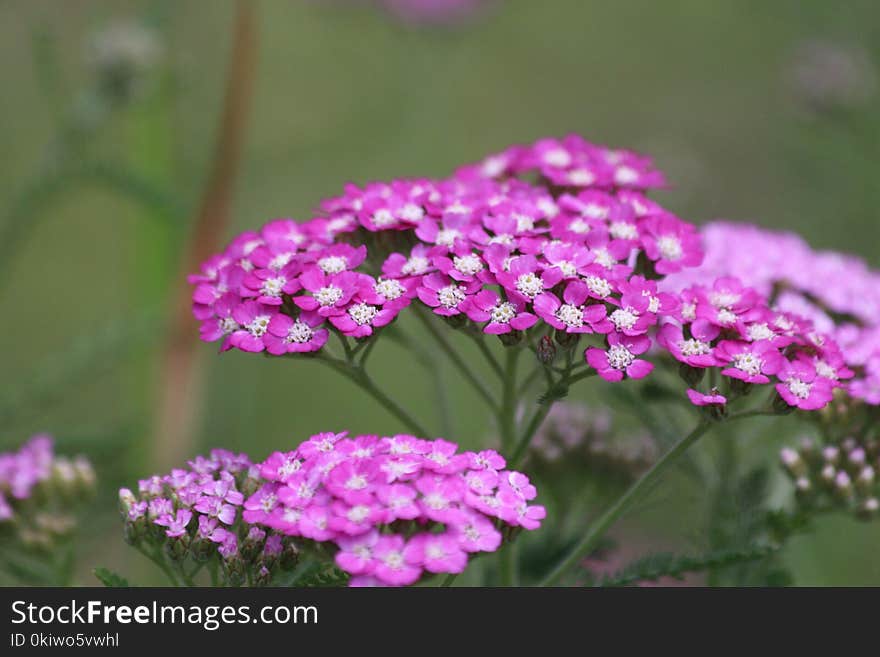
{"left": 1, "top": 435, "right": 94, "bottom": 524}
{"left": 190, "top": 136, "right": 696, "bottom": 356}
{"left": 663, "top": 222, "right": 879, "bottom": 406}
{"left": 243, "top": 432, "right": 545, "bottom": 586}
{"left": 120, "top": 449, "right": 270, "bottom": 561}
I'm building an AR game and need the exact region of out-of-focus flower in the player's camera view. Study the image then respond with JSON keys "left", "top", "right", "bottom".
{"left": 0, "top": 435, "right": 95, "bottom": 551}
{"left": 787, "top": 39, "right": 876, "bottom": 113}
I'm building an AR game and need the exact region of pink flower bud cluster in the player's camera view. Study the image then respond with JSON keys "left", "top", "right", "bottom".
{"left": 0, "top": 434, "right": 95, "bottom": 525}
{"left": 243, "top": 432, "right": 545, "bottom": 587}
{"left": 780, "top": 435, "right": 879, "bottom": 520}
{"left": 119, "top": 449, "right": 291, "bottom": 577}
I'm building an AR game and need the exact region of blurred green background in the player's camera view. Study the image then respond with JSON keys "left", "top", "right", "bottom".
{"left": 2, "top": 0, "right": 879, "bottom": 585}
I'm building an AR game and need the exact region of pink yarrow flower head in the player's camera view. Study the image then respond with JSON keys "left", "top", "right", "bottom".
{"left": 243, "top": 432, "right": 545, "bottom": 587}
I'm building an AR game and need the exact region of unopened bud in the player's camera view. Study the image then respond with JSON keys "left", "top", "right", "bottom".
{"left": 857, "top": 497, "right": 879, "bottom": 521}
{"left": 554, "top": 329, "right": 579, "bottom": 350}
{"left": 780, "top": 447, "right": 806, "bottom": 477}
{"left": 820, "top": 464, "right": 836, "bottom": 484}
{"left": 822, "top": 446, "right": 839, "bottom": 465}
{"left": 795, "top": 477, "right": 812, "bottom": 495}
{"left": 856, "top": 466, "right": 875, "bottom": 493}
{"left": 536, "top": 335, "right": 556, "bottom": 364}
{"left": 834, "top": 470, "right": 852, "bottom": 497}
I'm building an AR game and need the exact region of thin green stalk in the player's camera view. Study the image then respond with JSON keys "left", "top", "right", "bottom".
{"left": 539, "top": 420, "right": 713, "bottom": 586}
{"left": 135, "top": 544, "right": 181, "bottom": 586}
{"left": 440, "top": 573, "right": 458, "bottom": 587}
{"left": 511, "top": 401, "right": 554, "bottom": 467}
{"left": 414, "top": 307, "right": 499, "bottom": 412}
{"left": 469, "top": 333, "right": 504, "bottom": 380}
{"left": 316, "top": 355, "right": 429, "bottom": 437}
{"left": 499, "top": 349, "right": 520, "bottom": 452}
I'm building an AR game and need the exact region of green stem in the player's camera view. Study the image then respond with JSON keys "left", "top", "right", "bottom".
{"left": 414, "top": 307, "right": 499, "bottom": 412}
{"left": 539, "top": 420, "right": 713, "bottom": 586}
{"left": 135, "top": 544, "right": 181, "bottom": 586}
{"left": 439, "top": 573, "right": 458, "bottom": 587}
{"left": 499, "top": 349, "right": 519, "bottom": 453}
{"left": 499, "top": 542, "right": 518, "bottom": 587}
{"left": 511, "top": 401, "right": 554, "bottom": 467}
{"left": 470, "top": 333, "right": 504, "bottom": 380}
{"left": 316, "top": 355, "right": 430, "bottom": 437}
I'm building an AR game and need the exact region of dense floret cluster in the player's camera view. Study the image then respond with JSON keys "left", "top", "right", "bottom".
{"left": 663, "top": 222, "right": 879, "bottom": 406}
{"left": 243, "top": 432, "right": 545, "bottom": 586}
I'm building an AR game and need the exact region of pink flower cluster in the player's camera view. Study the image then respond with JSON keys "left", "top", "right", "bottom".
{"left": 243, "top": 432, "right": 545, "bottom": 586}
{"left": 663, "top": 222, "right": 880, "bottom": 406}
{"left": 0, "top": 435, "right": 94, "bottom": 523}
{"left": 655, "top": 275, "right": 848, "bottom": 410}
{"left": 190, "top": 136, "right": 697, "bottom": 355}
{"left": 120, "top": 449, "right": 267, "bottom": 561}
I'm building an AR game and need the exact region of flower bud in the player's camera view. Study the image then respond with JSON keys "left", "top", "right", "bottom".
{"left": 834, "top": 470, "right": 852, "bottom": 498}
{"left": 536, "top": 335, "right": 556, "bottom": 364}
{"left": 498, "top": 330, "right": 524, "bottom": 347}
{"left": 856, "top": 466, "right": 875, "bottom": 494}
{"left": 820, "top": 464, "right": 836, "bottom": 484}
{"left": 554, "top": 329, "right": 578, "bottom": 350}
{"left": 848, "top": 448, "right": 866, "bottom": 466}
{"left": 795, "top": 477, "right": 812, "bottom": 496}
{"left": 821, "top": 446, "right": 839, "bottom": 465}
{"left": 780, "top": 448, "right": 806, "bottom": 478}
{"left": 857, "top": 497, "right": 879, "bottom": 521}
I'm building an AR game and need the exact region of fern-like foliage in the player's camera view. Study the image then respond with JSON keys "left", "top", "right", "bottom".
{"left": 589, "top": 544, "right": 776, "bottom": 587}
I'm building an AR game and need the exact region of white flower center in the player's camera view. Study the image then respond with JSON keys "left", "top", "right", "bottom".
{"left": 556, "top": 260, "right": 577, "bottom": 277}
{"left": 315, "top": 286, "right": 343, "bottom": 307}
{"left": 247, "top": 315, "right": 271, "bottom": 337}
{"left": 567, "top": 168, "right": 594, "bottom": 185}
{"left": 488, "top": 234, "right": 515, "bottom": 245}
{"left": 710, "top": 291, "right": 740, "bottom": 308}
{"left": 375, "top": 278, "right": 405, "bottom": 300}
{"left": 261, "top": 277, "right": 285, "bottom": 298}
{"left": 514, "top": 214, "right": 535, "bottom": 232}
{"left": 681, "top": 303, "right": 696, "bottom": 321}
{"left": 348, "top": 303, "right": 379, "bottom": 326}
{"left": 585, "top": 276, "right": 612, "bottom": 298}
{"left": 607, "top": 344, "right": 635, "bottom": 370}
{"left": 679, "top": 338, "right": 711, "bottom": 357}
{"left": 261, "top": 494, "right": 277, "bottom": 512}
{"left": 733, "top": 353, "right": 762, "bottom": 376}
{"left": 436, "top": 229, "right": 460, "bottom": 247}
{"left": 279, "top": 459, "right": 302, "bottom": 477}
{"left": 516, "top": 272, "right": 544, "bottom": 299}
{"left": 371, "top": 209, "right": 396, "bottom": 227}
{"left": 490, "top": 302, "right": 517, "bottom": 325}
{"left": 592, "top": 248, "right": 616, "bottom": 269}
{"left": 657, "top": 235, "right": 683, "bottom": 261}
{"left": 609, "top": 308, "right": 638, "bottom": 331}
{"left": 426, "top": 545, "right": 446, "bottom": 560}
{"left": 747, "top": 323, "right": 774, "bottom": 341}
{"left": 717, "top": 308, "right": 737, "bottom": 325}
{"left": 384, "top": 551, "right": 405, "bottom": 569}
{"left": 219, "top": 317, "right": 238, "bottom": 334}
{"left": 401, "top": 256, "right": 429, "bottom": 276}
{"left": 401, "top": 203, "right": 424, "bottom": 222}
{"left": 544, "top": 148, "right": 571, "bottom": 167}
{"left": 347, "top": 505, "right": 370, "bottom": 522}
{"left": 453, "top": 254, "right": 484, "bottom": 276}
{"left": 286, "top": 320, "right": 314, "bottom": 344}
{"left": 815, "top": 360, "right": 837, "bottom": 380}
{"left": 569, "top": 218, "right": 591, "bottom": 234}
{"left": 555, "top": 304, "right": 583, "bottom": 328}
{"left": 614, "top": 166, "right": 639, "bottom": 185}
{"left": 438, "top": 285, "right": 466, "bottom": 309}
{"left": 610, "top": 221, "right": 638, "bottom": 240}
{"left": 318, "top": 256, "right": 347, "bottom": 274}
{"left": 269, "top": 253, "right": 292, "bottom": 271}
{"left": 787, "top": 378, "right": 811, "bottom": 399}
{"left": 424, "top": 493, "right": 447, "bottom": 510}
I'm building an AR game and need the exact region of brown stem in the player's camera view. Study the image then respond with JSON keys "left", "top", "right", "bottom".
{"left": 153, "top": 0, "right": 258, "bottom": 469}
